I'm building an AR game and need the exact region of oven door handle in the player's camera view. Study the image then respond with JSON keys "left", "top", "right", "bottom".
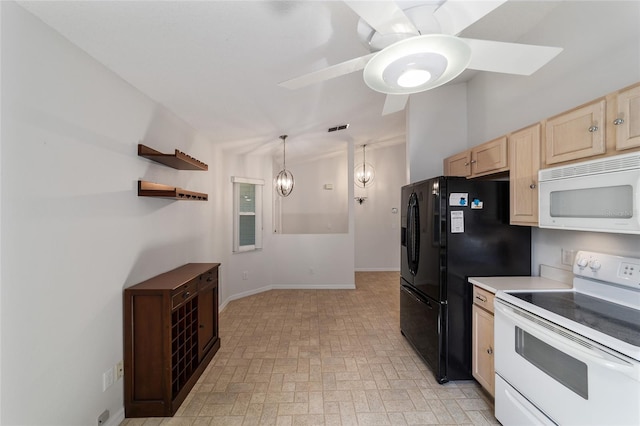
{"left": 496, "top": 301, "right": 640, "bottom": 381}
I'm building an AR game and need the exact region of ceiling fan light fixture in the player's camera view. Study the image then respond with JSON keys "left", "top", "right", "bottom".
{"left": 364, "top": 34, "right": 472, "bottom": 95}
{"left": 383, "top": 51, "right": 448, "bottom": 89}
{"left": 397, "top": 69, "right": 431, "bottom": 88}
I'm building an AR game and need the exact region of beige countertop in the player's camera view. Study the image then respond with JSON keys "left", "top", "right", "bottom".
{"left": 468, "top": 275, "right": 573, "bottom": 294}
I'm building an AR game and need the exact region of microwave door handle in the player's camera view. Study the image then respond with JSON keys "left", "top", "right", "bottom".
{"left": 496, "top": 302, "right": 640, "bottom": 380}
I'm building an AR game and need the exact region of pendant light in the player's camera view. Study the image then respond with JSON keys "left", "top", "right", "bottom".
{"left": 275, "top": 134, "right": 294, "bottom": 197}
{"left": 354, "top": 144, "right": 375, "bottom": 188}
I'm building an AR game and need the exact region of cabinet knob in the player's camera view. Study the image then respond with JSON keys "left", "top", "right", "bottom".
{"left": 183, "top": 291, "right": 191, "bottom": 299}
{"left": 470, "top": 160, "right": 477, "bottom": 164}
{"left": 199, "top": 324, "right": 205, "bottom": 329}
{"left": 487, "top": 347, "right": 493, "bottom": 355}
{"left": 613, "top": 118, "right": 625, "bottom": 125}
{"left": 464, "top": 162, "right": 470, "bottom": 166}
{"left": 529, "top": 183, "right": 537, "bottom": 189}
{"left": 588, "top": 125, "right": 598, "bottom": 133}
{"left": 475, "top": 294, "right": 487, "bottom": 303}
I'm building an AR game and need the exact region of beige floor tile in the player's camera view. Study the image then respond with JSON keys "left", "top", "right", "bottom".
{"left": 356, "top": 412, "right": 391, "bottom": 425}
{"left": 122, "top": 272, "right": 498, "bottom": 425}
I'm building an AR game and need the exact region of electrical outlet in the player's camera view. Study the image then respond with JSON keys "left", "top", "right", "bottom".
{"left": 561, "top": 249, "right": 576, "bottom": 266}
{"left": 116, "top": 360, "right": 124, "bottom": 380}
{"left": 102, "top": 367, "right": 114, "bottom": 391}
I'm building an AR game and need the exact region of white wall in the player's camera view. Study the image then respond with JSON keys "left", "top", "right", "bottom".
{"left": 268, "top": 142, "right": 355, "bottom": 289}
{"left": 0, "top": 3, "right": 221, "bottom": 424}
{"left": 464, "top": 1, "right": 640, "bottom": 272}
{"left": 219, "top": 145, "right": 356, "bottom": 310}
{"left": 277, "top": 151, "right": 349, "bottom": 234}
{"left": 354, "top": 142, "right": 406, "bottom": 271}
{"left": 407, "top": 83, "right": 468, "bottom": 182}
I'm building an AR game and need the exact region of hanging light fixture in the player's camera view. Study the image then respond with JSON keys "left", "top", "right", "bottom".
{"left": 275, "top": 134, "right": 294, "bottom": 197}
{"left": 354, "top": 144, "right": 375, "bottom": 188}
{"left": 363, "top": 34, "right": 472, "bottom": 95}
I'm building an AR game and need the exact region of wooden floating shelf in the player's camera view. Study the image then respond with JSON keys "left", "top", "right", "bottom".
{"left": 138, "top": 180, "right": 208, "bottom": 201}
{"left": 138, "top": 144, "right": 208, "bottom": 170}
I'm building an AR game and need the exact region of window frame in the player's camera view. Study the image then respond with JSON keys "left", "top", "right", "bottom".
{"left": 232, "top": 176, "right": 264, "bottom": 253}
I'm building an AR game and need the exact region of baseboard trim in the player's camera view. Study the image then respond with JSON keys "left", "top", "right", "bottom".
{"left": 219, "top": 284, "right": 356, "bottom": 313}
{"left": 355, "top": 268, "right": 401, "bottom": 272}
{"left": 104, "top": 407, "right": 125, "bottom": 426}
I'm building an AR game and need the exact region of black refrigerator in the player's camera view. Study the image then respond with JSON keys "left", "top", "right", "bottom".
{"left": 400, "top": 176, "right": 531, "bottom": 383}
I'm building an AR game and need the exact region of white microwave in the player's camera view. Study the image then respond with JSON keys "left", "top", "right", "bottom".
{"left": 538, "top": 152, "right": 640, "bottom": 234}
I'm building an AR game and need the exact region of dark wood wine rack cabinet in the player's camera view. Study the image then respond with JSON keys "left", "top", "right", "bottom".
{"left": 124, "top": 263, "right": 220, "bottom": 417}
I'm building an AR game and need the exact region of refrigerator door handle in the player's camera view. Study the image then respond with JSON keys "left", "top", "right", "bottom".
{"left": 407, "top": 192, "right": 420, "bottom": 275}
{"left": 406, "top": 197, "right": 413, "bottom": 270}
{"left": 401, "top": 285, "right": 433, "bottom": 309}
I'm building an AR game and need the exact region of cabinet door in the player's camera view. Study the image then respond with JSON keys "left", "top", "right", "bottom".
{"left": 614, "top": 83, "right": 640, "bottom": 151}
{"left": 444, "top": 151, "right": 471, "bottom": 177}
{"left": 198, "top": 283, "right": 218, "bottom": 361}
{"left": 471, "top": 136, "right": 508, "bottom": 176}
{"left": 472, "top": 304, "right": 495, "bottom": 396}
{"left": 544, "top": 99, "right": 606, "bottom": 165}
{"left": 509, "top": 124, "right": 541, "bottom": 226}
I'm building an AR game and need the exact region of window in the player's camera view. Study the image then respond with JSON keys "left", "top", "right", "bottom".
{"left": 232, "top": 177, "right": 264, "bottom": 252}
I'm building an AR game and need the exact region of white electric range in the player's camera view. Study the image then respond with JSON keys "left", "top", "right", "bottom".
{"left": 494, "top": 251, "right": 640, "bottom": 426}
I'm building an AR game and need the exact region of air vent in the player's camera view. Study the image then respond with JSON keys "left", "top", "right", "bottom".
{"left": 539, "top": 152, "right": 640, "bottom": 182}
{"left": 328, "top": 124, "right": 350, "bottom": 132}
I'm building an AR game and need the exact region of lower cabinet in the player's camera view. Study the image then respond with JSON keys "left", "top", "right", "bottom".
{"left": 124, "top": 263, "right": 220, "bottom": 417}
{"left": 472, "top": 285, "right": 495, "bottom": 397}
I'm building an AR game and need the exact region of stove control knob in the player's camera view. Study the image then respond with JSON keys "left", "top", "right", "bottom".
{"left": 589, "top": 260, "right": 602, "bottom": 272}
{"left": 577, "top": 257, "right": 589, "bottom": 269}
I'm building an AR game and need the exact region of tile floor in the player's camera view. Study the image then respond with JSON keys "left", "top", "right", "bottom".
{"left": 121, "top": 271, "right": 498, "bottom": 426}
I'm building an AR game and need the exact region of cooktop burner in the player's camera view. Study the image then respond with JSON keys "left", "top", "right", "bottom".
{"left": 510, "top": 290, "right": 640, "bottom": 348}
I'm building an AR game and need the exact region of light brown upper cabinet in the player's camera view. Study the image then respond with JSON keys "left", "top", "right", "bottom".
{"left": 444, "top": 136, "right": 508, "bottom": 178}
{"left": 612, "top": 82, "right": 640, "bottom": 151}
{"left": 509, "top": 124, "right": 541, "bottom": 226}
{"left": 544, "top": 99, "right": 606, "bottom": 166}
{"left": 444, "top": 150, "right": 472, "bottom": 177}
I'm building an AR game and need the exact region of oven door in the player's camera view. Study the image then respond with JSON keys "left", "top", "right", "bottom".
{"left": 494, "top": 300, "right": 640, "bottom": 426}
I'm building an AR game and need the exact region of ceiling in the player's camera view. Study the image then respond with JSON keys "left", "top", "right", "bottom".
{"left": 17, "top": 1, "right": 560, "bottom": 161}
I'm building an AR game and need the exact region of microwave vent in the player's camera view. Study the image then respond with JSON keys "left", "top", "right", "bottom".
{"left": 540, "top": 152, "right": 640, "bottom": 181}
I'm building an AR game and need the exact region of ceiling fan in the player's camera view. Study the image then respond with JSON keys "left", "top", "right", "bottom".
{"left": 278, "top": 0, "right": 562, "bottom": 115}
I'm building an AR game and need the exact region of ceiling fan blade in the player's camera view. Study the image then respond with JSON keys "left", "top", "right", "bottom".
{"left": 382, "top": 94, "right": 409, "bottom": 116}
{"left": 435, "top": 0, "right": 507, "bottom": 35}
{"left": 278, "top": 53, "right": 376, "bottom": 90}
{"left": 344, "top": 0, "right": 419, "bottom": 36}
{"left": 462, "top": 38, "right": 562, "bottom": 75}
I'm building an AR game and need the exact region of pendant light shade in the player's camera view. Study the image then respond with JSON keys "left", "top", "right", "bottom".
{"left": 275, "top": 135, "right": 294, "bottom": 197}
{"left": 355, "top": 144, "right": 375, "bottom": 188}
